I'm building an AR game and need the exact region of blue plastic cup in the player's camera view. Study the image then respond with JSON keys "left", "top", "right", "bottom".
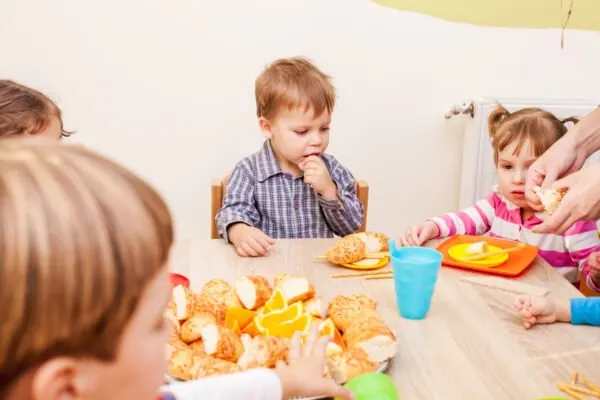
{"left": 388, "top": 239, "right": 442, "bottom": 320}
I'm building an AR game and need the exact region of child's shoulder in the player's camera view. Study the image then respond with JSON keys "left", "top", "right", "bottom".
{"left": 230, "top": 146, "right": 265, "bottom": 176}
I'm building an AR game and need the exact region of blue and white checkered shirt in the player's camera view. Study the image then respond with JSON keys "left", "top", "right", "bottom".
{"left": 216, "top": 140, "right": 364, "bottom": 241}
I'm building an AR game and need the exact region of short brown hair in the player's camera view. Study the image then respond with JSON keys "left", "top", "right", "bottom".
{"left": 255, "top": 57, "right": 336, "bottom": 120}
{"left": 0, "top": 79, "right": 72, "bottom": 138}
{"left": 0, "top": 138, "right": 173, "bottom": 394}
{"left": 488, "top": 105, "right": 578, "bottom": 163}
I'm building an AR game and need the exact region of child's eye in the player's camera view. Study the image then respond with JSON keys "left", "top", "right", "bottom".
{"left": 294, "top": 130, "right": 308, "bottom": 135}
{"left": 321, "top": 127, "right": 330, "bottom": 132}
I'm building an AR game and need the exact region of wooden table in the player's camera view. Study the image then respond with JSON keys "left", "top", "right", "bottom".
{"left": 169, "top": 238, "right": 600, "bottom": 400}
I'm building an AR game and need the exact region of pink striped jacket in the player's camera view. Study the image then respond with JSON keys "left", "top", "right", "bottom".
{"left": 430, "top": 189, "right": 600, "bottom": 289}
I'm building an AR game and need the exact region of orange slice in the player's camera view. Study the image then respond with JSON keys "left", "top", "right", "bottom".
{"left": 266, "top": 313, "right": 312, "bottom": 338}
{"left": 224, "top": 306, "right": 256, "bottom": 330}
{"left": 241, "top": 319, "right": 262, "bottom": 336}
{"left": 256, "top": 301, "right": 303, "bottom": 329}
{"left": 318, "top": 318, "right": 345, "bottom": 348}
{"left": 263, "top": 289, "right": 287, "bottom": 314}
{"left": 231, "top": 320, "right": 241, "bottom": 335}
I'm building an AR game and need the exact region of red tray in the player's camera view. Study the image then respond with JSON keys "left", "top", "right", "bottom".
{"left": 436, "top": 234, "right": 538, "bottom": 277}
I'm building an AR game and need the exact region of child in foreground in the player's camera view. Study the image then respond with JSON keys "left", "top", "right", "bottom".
{"left": 515, "top": 295, "right": 600, "bottom": 328}
{"left": 399, "top": 105, "right": 600, "bottom": 286}
{"left": 0, "top": 138, "right": 352, "bottom": 400}
{"left": 0, "top": 79, "right": 71, "bottom": 139}
{"left": 216, "top": 57, "right": 364, "bottom": 257}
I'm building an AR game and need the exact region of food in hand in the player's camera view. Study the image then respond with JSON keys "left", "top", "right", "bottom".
{"left": 465, "top": 241, "right": 489, "bottom": 256}
{"left": 235, "top": 275, "right": 273, "bottom": 310}
{"left": 533, "top": 186, "right": 564, "bottom": 215}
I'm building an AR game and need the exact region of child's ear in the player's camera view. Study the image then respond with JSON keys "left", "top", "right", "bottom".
{"left": 258, "top": 117, "right": 273, "bottom": 140}
{"left": 32, "top": 358, "right": 80, "bottom": 400}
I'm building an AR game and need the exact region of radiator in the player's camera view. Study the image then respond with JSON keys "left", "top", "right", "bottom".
{"left": 454, "top": 97, "right": 600, "bottom": 209}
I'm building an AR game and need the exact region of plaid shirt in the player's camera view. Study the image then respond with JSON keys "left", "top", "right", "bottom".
{"left": 216, "top": 140, "right": 364, "bottom": 242}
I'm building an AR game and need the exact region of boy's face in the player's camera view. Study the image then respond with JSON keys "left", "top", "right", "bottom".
{"left": 27, "top": 267, "right": 171, "bottom": 400}
{"left": 496, "top": 138, "right": 537, "bottom": 209}
{"left": 260, "top": 107, "right": 331, "bottom": 173}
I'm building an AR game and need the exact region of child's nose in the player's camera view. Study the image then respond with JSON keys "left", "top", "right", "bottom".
{"left": 513, "top": 170, "right": 525, "bottom": 183}
{"left": 309, "top": 133, "right": 322, "bottom": 146}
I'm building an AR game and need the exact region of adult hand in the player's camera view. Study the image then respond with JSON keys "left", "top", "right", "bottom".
{"left": 524, "top": 135, "right": 588, "bottom": 210}
{"left": 532, "top": 164, "right": 600, "bottom": 234}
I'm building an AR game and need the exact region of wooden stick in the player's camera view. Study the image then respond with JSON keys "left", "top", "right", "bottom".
{"left": 460, "top": 243, "right": 525, "bottom": 261}
{"left": 364, "top": 273, "right": 393, "bottom": 280}
{"left": 315, "top": 251, "right": 389, "bottom": 261}
{"left": 557, "top": 383, "right": 589, "bottom": 400}
{"left": 560, "top": 383, "right": 600, "bottom": 397}
{"left": 330, "top": 269, "right": 392, "bottom": 279}
{"left": 572, "top": 372, "right": 579, "bottom": 385}
{"left": 581, "top": 376, "right": 600, "bottom": 396}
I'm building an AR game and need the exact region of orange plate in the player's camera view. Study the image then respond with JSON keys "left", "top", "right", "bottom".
{"left": 436, "top": 234, "right": 538, "bottom": 277}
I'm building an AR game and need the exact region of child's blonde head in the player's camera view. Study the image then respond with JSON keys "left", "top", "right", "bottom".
{"left": 488, "top": 105, "right": 578, "bottom": 164}
{"left": 0, "top": 138, "right": 173, "bottom": 396}
{"left": 255, "top": 57, "right": 336, "bottom": 120}
{"left": 0, "top": 80, "right": 71, "bottom": 138}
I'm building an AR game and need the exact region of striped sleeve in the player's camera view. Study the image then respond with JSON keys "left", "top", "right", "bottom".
{"left": 430, "top": 192, "right": 497, "bottom": 238}
{"left": 564, "top": 221, "right": 600, "bottom": 292}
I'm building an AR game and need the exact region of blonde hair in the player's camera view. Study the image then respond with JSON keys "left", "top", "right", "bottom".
{"left": 0, "top": 138, "right": 173, "bottom": 394}
{"left": 0, "top": 80, "right": 72, "bottom": 138}
{"left": 255, "top": 57, "right": 336, "bottom": 120}
{"left": 488, "top": 105, "right": 578, "bottom": 163}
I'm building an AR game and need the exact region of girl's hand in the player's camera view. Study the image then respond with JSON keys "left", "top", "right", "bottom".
{"left": 399, "top": 221, "right": 439, "bottom": 247}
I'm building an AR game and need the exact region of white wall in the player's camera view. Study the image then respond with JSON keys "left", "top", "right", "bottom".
{"left": 1, "top": 0, "right": 599, "bottom": 241}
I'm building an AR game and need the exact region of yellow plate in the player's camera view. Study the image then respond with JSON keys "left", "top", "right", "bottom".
{"left": 448, "top": 243, "right": 508, "bottom": 267}
{"left": 341, "top": 257, "right": 390, "bottom": 270}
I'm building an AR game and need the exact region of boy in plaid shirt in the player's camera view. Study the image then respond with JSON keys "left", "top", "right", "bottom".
{"left": 216, "top": 57, "right": 363, "bottom": 257}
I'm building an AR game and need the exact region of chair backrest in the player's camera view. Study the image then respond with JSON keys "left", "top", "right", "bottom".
{"left": 579, "top": 274, "right": 600, "bottom": 297}
{"left": 210, "top": 175, "right": 369, "bottom": 239}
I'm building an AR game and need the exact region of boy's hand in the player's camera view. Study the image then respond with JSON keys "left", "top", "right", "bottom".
{"left": 400, "top": 221, "right": 439, "bottom": 247}
{"left": 227, "top": 223, "right": 275, "bottom": 257}
{"left": 514, "top": 296, "right": 570, "bottom": 328}
{"left": 299, "top": 156, "right": 337, "bottom": 200}
{"left": 588, "top": 251, "right": 600, "bottom": 285}
{"left": 275, "top": 325, "right": 354, "bottom": 400}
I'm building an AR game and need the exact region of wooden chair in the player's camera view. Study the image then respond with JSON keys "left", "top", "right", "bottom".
{"left": 579, "top": 275, "right": 600, "bottom": 297}
{"left": 210, "top": 174, "right": 369, "bottom": 239}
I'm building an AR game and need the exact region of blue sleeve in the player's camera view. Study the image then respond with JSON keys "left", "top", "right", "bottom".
{"left": 570, "top": 297, "right": 600, "bottom": 326}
